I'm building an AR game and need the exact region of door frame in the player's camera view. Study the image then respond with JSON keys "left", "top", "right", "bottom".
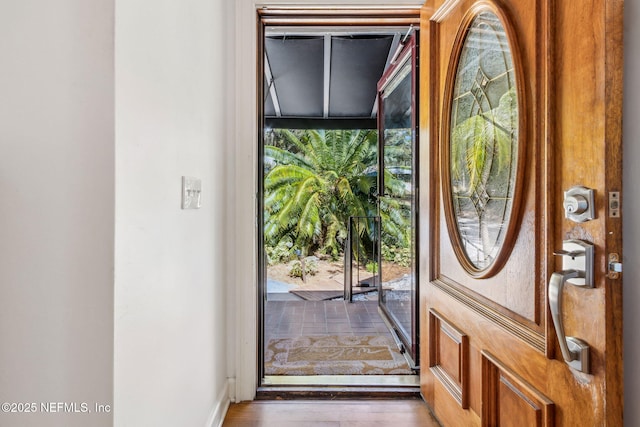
{"left": 257, "top": 7, "right": 421, "bottom": 386}
{"left": 232, "top": 0, "right": 424, "bottom": 401}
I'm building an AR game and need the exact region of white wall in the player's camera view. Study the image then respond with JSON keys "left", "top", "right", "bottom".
{"left": 0, "top": 1, "right": 115, "bottom": 427}
{"left": 114, "top": 0, "right": 231, "bottom": 425}
{"left": 624, "top": 1, "right": 639, "bottom": 425}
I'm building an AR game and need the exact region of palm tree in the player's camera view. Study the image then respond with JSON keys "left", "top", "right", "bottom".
{"left": 264, "top": 128, "right": 408, "bottom": 261}
{"left": 451, "top": 87, "right": 517, "bottom": 193}
{"left": 449, "top": 87, "right": 518, "bottom": 266}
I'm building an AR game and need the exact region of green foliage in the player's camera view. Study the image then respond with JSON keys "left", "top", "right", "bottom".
{"left": 365, "top": 261, "right": 378, "bottom": 274}
{"left": 288, "top": 257, "right": 319, "bottom": 278}
{"left": 264, "top": 129, "right": 379, "bottom": 259}
{"left": 264, "top": 128, "right": 413, "bottom": 260}
{"left": 381, "top": 243, "right": 412, "bottom": 267}
{"left": 265, "top": 240, "right": 295, "bottom": 265}
{"left": 451, "top": 88, "right": 517, "bottom": 193}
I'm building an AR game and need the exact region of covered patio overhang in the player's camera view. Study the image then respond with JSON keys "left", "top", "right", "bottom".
{"left": 264, "top": 26, "right": 414, "bottom": 129}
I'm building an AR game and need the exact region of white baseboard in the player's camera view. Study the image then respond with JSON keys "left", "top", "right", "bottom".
{"left": 206, "top": 379, "right": 232, "bottom": 427}
{"left": 227, "top": 378, "right": 236, "bottom": 403}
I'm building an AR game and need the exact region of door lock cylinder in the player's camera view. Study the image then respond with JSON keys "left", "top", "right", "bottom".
{"left": 563, "top": 186, "right": 595, "bottom": 223}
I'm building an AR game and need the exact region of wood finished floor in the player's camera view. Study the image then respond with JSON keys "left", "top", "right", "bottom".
{"left": 222, "top": 399, "right": 442, "bottom": 426}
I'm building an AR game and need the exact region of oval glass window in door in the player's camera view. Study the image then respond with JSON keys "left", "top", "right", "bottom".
{"left": 446, "top": 9, "right": 522, "bottom": 274}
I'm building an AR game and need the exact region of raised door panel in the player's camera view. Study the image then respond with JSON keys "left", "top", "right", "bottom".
{"left": 429, "top": 310, "right": 469, "bottom": 408}
{"left": 482, "top": 352, "right": 554, "bottom": 427}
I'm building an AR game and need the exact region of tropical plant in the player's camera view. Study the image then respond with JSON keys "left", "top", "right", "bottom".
{"left": 381, "top": 242, "right": 412, "bottom": 267}
{"left": 451, "top": 88, "right": 517, "bottom": 193}
{"left": 378, "top": 128, "right": 414, "bottom": 251}
{"left": 264, "top": 129, "right": 377, "bottom": 259}
{"left": 265, "top": 239, "right": 295, "bottom": 265}
{"left": 288, "top": 256, "right": 319, "bottom": 279}
{"left": 263, "top": 128, "right": 409, "bottom": 260}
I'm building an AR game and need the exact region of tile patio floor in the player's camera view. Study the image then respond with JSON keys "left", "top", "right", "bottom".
{"left": 264, "top": 300, "right": 394, "bottom": 343}
{"left": 263, "top": 300, "right": 420, "bottom": 382}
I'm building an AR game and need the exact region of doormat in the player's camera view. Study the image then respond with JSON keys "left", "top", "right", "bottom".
{"left": 264, "top": 335, "right": 414, "bottom": 375}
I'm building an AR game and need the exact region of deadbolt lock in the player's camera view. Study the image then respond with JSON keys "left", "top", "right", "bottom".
{"left": 563, "top": 186, "right": 596, "bottom": 223}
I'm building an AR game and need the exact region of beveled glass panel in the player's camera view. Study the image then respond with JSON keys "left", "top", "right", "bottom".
{"left": 449, "top": 11, "right": 519, "bottom": 271}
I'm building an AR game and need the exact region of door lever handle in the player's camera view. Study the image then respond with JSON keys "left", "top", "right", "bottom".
{"left": 548, "top": 270, "right": 590, "bottom": 373}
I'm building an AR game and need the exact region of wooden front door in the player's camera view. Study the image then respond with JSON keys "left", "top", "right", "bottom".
{"left": 419, "top": 0, "right": 623, "bottom": 425}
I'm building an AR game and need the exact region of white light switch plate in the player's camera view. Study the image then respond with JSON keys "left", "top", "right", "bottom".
{"left": 181, "top": 176, "right": 202, "bottom": 209}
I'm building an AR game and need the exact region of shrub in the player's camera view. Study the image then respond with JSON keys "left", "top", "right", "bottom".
{"left": 365, "top": 261, "right": 378, "bottom": 274}
{"left": 381, "top": 243, "right": 412, "bottom": 267}
{"left": 288, "top": 256, "right": 319, "bottom": 278}
{"left": 266, "top": 241, "right": 294, "bottom": 265}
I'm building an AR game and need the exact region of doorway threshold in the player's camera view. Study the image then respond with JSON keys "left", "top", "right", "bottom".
{"left": 263, "top": 374, "right": 418, "bottom": 387}
{"left": 257, "top": 375, "right": 420, "bottom": 399}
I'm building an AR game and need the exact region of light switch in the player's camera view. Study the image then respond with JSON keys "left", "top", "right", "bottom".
{"left": 181, "top": 176, "right": 202, "bottom": 209}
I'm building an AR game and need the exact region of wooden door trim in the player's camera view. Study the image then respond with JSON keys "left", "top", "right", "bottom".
{"left": 432, "top": 279, "right": 545, "bottom": 352}
{"left": 258, "top": 7, "right": 421, "bottom": 26}
{"left": 603, "top": 0, "right": 624, "bottom": 423}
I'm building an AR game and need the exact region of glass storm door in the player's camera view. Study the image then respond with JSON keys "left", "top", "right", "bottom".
{"left": 376, "top": 34, "right": 419, "bottom": 367}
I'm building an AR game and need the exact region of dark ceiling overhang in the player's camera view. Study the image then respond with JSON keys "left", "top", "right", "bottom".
{"left": 264, "top": 28, "right": 411, "bottom": 129}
